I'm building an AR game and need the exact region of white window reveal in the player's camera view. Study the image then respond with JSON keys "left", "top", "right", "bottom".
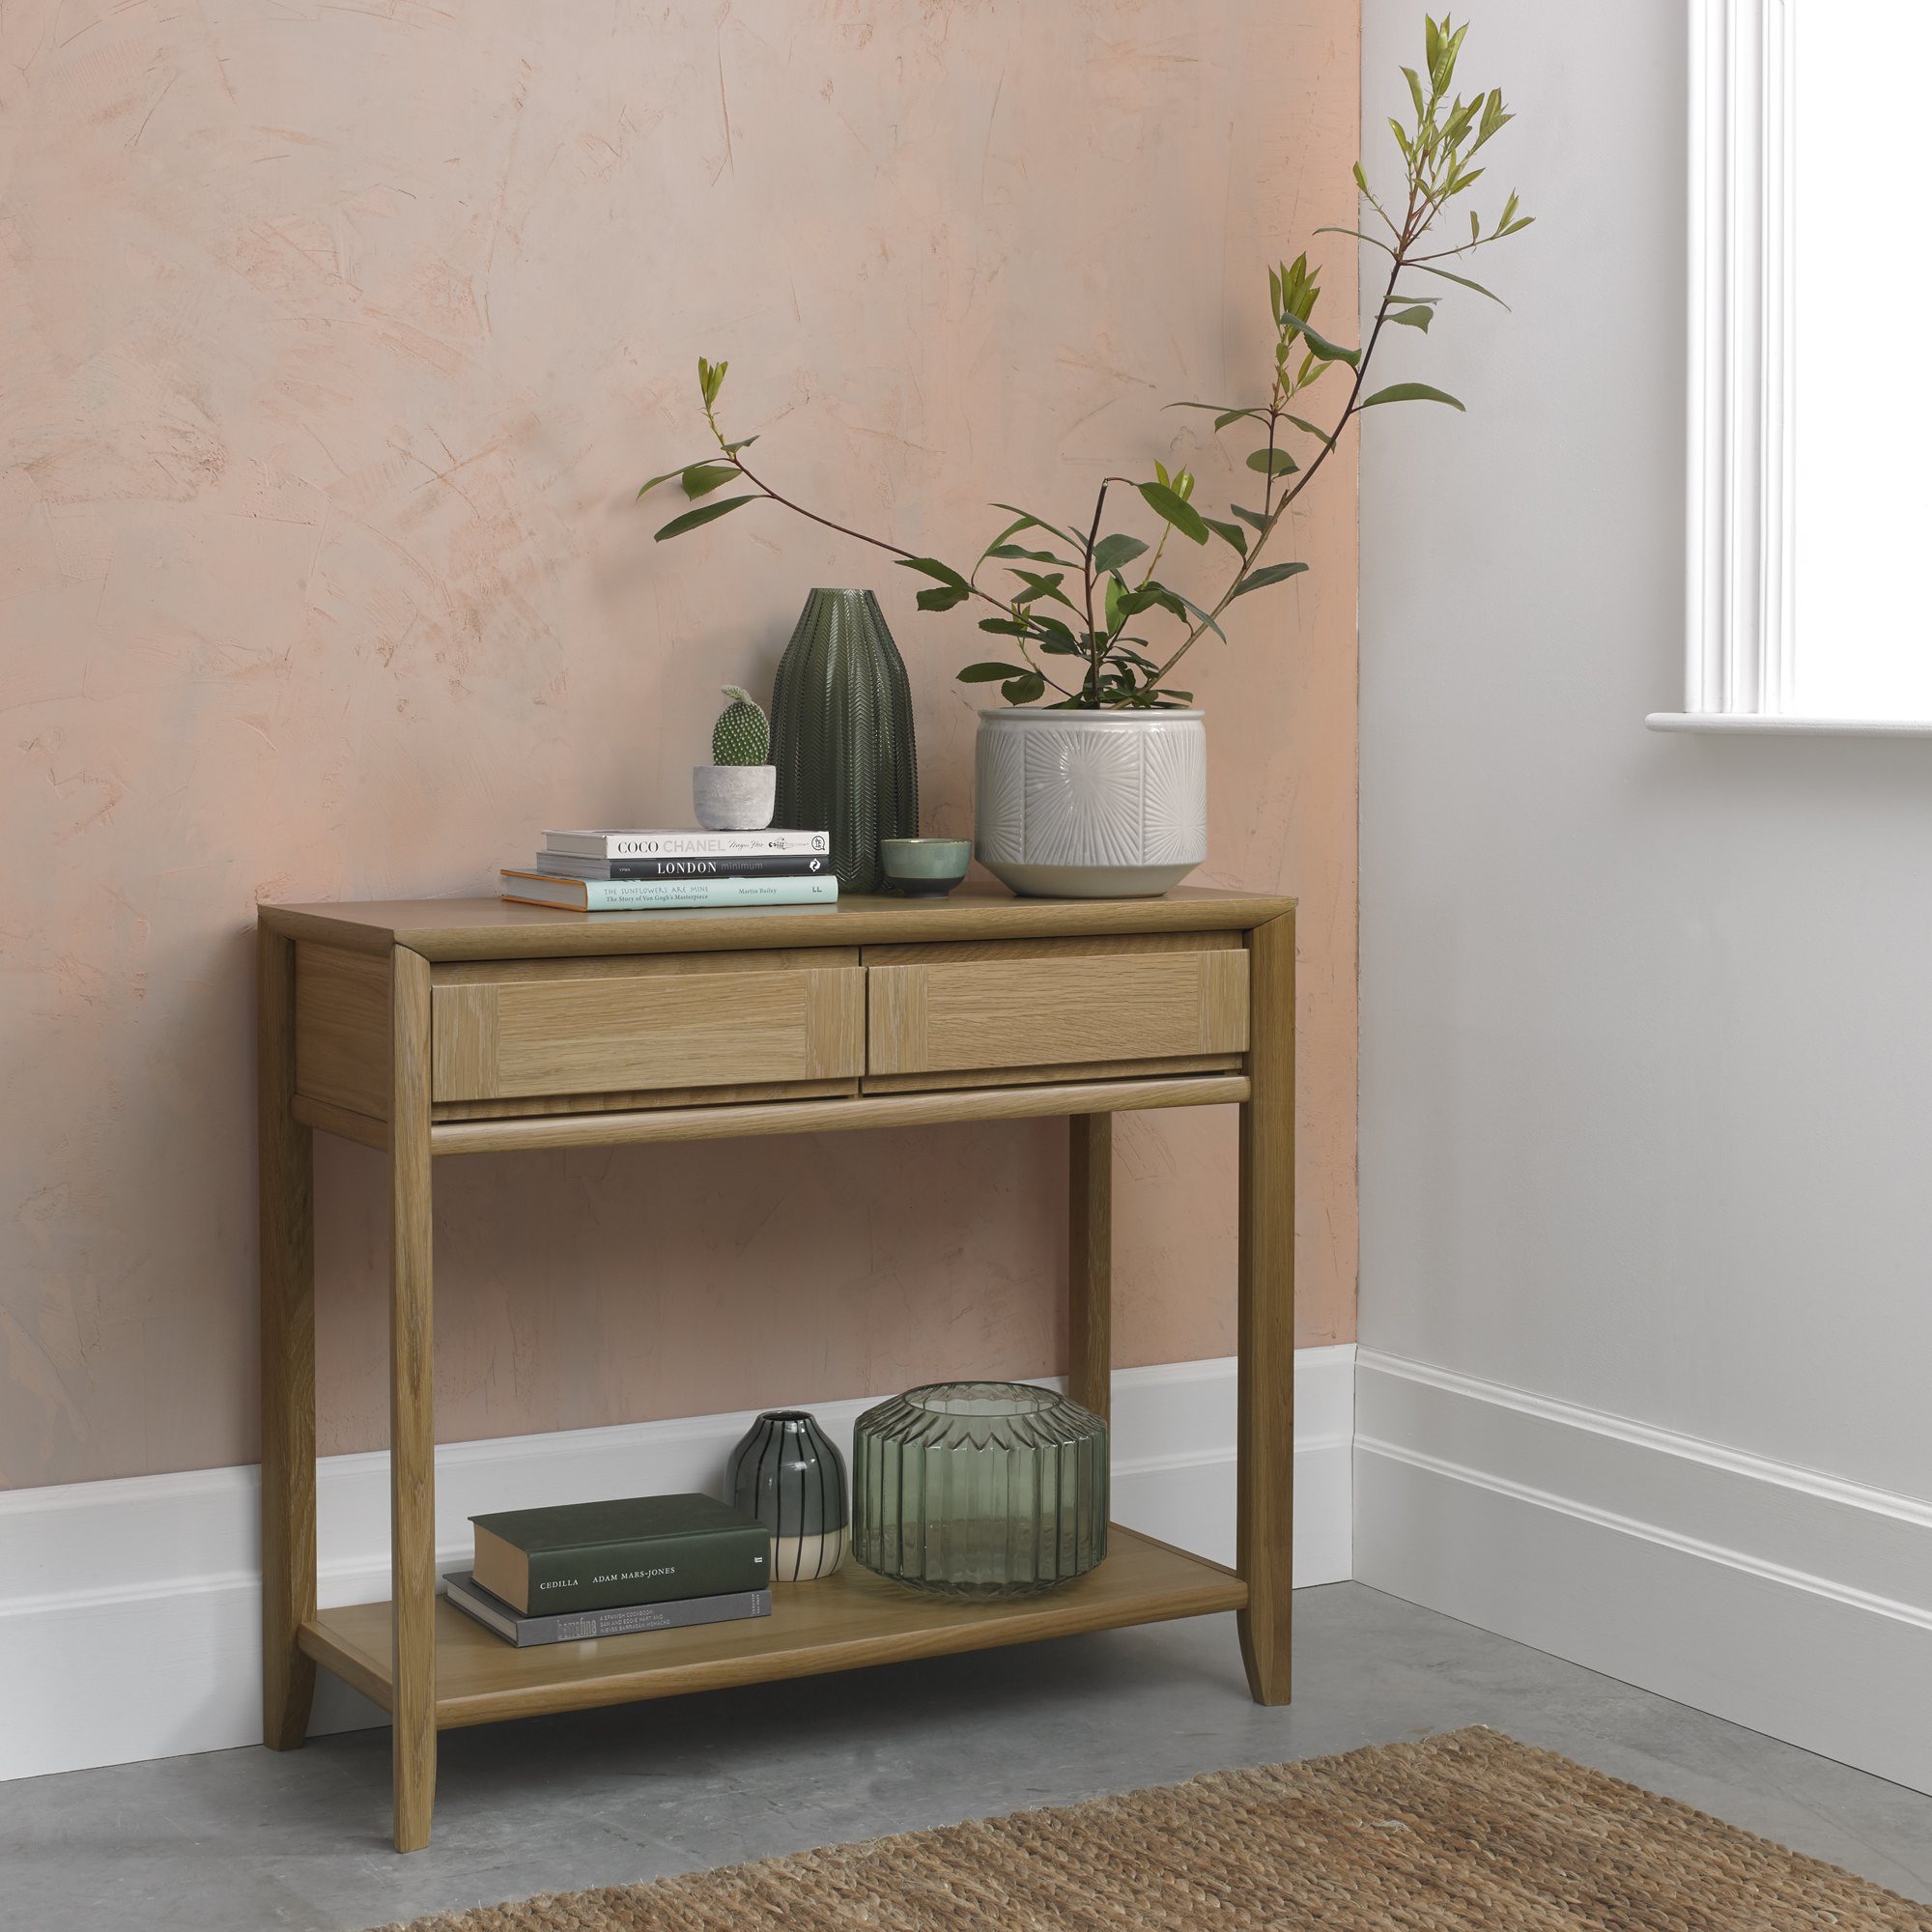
{"left": 1656, "top": 0, "right": 1932, "bottom": 736}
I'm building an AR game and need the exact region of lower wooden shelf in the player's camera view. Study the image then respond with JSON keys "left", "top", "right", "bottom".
{"left": 299, "top": 1525, "right": 1246, "bottom": 1731}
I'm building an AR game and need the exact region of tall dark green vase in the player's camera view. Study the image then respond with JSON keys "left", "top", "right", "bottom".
{"left": 771, "top": 589, "right": 918, "bottom": 894}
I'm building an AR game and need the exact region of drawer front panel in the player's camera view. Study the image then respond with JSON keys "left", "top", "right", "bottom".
{"left": 434, "top": 961, "right": 865, "bottom": 1102}
{"left": 867, "top": 941, "right": 1248, "bottom": 1079}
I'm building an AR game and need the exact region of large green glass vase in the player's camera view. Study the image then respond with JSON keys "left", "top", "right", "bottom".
{"left": 770, "top": 589, "right": 918, "bottom": 894}
{"left": 852, "top": 1382, "right": 1109, "bottom": 1598}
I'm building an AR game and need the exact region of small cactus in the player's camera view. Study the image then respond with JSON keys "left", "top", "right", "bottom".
{"left": 711, "top": 684, "right": 770, "bottom": 766}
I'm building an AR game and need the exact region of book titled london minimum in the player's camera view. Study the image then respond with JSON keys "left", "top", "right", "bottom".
{"left": 441, "top": 1571, "right": 772, "bottom": 1648}
{"left": 470, "top": 1492, "right": 771, "bottom": 1615}
{"left": 500, "top": 871, "right": 838, "bottom": 912}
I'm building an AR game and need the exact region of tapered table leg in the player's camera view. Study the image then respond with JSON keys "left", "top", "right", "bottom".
{"left": 1068, "top": 1114, "right": 1112, "bottom": 1422}
{"left": 259, "top": 923, "right": 317, "bottom": 1750}
{"left": 388, "top": 946, "right": 437, "bottom": 1852}
{"left": 1236, "top": 911, "right": 1294, "bottom": 1705}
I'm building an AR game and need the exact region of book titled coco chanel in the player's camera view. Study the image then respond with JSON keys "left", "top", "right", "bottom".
{"left": 469, "top": 1492, "right": 770, "bottom": 1617}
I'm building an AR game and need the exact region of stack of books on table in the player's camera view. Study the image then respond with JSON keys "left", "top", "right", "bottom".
{"left": 500, "top": 828, "right": 836, "bottom": 911}
{"left": 443, "top": 1492, "right": 773, "bottom": 1648}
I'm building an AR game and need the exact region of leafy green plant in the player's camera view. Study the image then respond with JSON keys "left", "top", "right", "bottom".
{"left": 710, "top": 684, "right": 770, "bottom": 765}
{"left": 643, "top": 15, "right": 1530, "bottom": 710}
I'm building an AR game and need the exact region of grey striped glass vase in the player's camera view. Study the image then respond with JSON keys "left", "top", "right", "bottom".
{"left": 724, "top": 1410, "right": 850, "bottom": 1582}
{"left": 770, "top": 589, "right": 918, "bottom": 894}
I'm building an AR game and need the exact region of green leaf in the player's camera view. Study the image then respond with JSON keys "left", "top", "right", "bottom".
{"left": 988, "top": 543, "right": 1074, "bottom": 565}
{"left": 1103, "top": 572, "right": 1126, "bottom": 634}
{"left": 1174, "top": 590, "right": 1226, "bottom": 641}
{"left": 896, "top": 555, "right": 971, "bottom": 591}
{"left": 1360, "top": 382, "right": 1466, "bottom": 412}
{"left": 638, "top": 462, "right": 709, "bottom": 500}
{"left": 978, "top": 617, "right": 1038, "bottom": 639}
{"left": 1402, "top": 65, "right": 1426, "bottom": 119}
{"left": 1388, "top": 304, "right": 1435, "bottom": 331}
{"left": 1282, "top": 414, "right": 1332, "bottom": 440}
{"left": 1202, "top": 516, "right": 1248, "bottom": 556}
{"left": 1407, "top": 261, "right": 1511, "bottom": 306}
{"left": 993, "top": 502, "right": 1080, "bottom": 548}
{"left": 1137, "top": 481, "right": 1209, "bottom": 546}
{"left": 1313, "top": 224, "right": 1397, "bottom": 256}
{"left": 1009, "top": 569, "right": 1078, "bottom": 611}
{"left": 1229, "top": 560, "right": 1310, "bottom": 600}
{"left": 654, "top": 495, "right": 756, "bottom": 541}
{"left": 958, "top": 662, "right": 1029, "bottom": 682}
{"left": 1092, "top": 532, "right": 1150, "bottom": 573}
{"left": 680, "top": 463, "right": 738, "bottom": 500}
{"left": 722, "top": 437, "right": 758, "bottom": 455}
{"left": 1230, "top": 503, "right": 1270, "bottom": 534}
{"left": 917, "top": 585, "right": 972, "bottom": 611}
{"left": 1283, "top": 315, "right": 1360, "bottom": 367}
{"left": 976, "top": 512, "right": 1039, "bottom": 567}
{"left": 1246, "top": 447, "right": 1299, "bottom": 475}
{"left": 1000, "top": 671, "right": 1046, "bottom": 705}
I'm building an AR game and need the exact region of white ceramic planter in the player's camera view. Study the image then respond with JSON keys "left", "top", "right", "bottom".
{"left": 692, "top": 763, "right": 776, "bottom": 831}
{"left": 974, "top": 708, "right": 1207, "bottom": 898}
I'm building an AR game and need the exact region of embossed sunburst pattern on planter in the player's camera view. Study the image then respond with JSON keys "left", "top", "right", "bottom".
{"left": 1141, "top": 721, "right": 1208, "bottom": 864}
{"left": 972, "top": 710, "right": 1208, "bottom": 896}
{"left": 974, "top": 718, "right": 1028, "bottom": 864}
{"left": 1024, "top": 726, "right": 1145, "bottom": 867}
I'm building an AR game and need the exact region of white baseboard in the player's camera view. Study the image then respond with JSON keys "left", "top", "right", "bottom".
{"left": 1353, "top": 1348, "right": 1932, "bottom": 1796}
{"left": 0, "top": 1347, "right": 1352, "bottom": 1783}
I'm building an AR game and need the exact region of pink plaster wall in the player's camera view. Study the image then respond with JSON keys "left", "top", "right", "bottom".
{"left": 0, "top": 0, "right": 1359, "bottom": 1487}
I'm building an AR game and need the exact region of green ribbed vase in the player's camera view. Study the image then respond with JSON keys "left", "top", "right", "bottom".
{"left": 771, "top": 589, "right": 918, "bottom": 894}
{"left": 852, "top": 1382, "right": 1109, "bottom": 1598}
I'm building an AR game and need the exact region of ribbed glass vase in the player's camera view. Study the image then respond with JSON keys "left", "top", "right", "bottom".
{"left": 852, "top": 1382, "right": 1109, "bottom": 1598}
{"left": 770, "top": 588, "right": 918, "bottom": 894}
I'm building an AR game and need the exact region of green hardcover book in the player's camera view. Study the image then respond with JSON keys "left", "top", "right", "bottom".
{"left": 470, "top": 1492, "right": 770, "bottom": 1615}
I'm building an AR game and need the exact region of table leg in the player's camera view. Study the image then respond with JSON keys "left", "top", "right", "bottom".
{"left": 388, "top": 946, "right": 437, "bottom": 1852}
{"left": 1067, "top": 1114, "right": 1112, "bottom": 1422}
{"left": 259, "top": 923, "right": 317, "bottom": 1750}
{"left": 1236, "top": 911, "right": 1294, "bottom": 1705}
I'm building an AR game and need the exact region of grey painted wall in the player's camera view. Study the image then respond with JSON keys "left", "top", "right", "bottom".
{"left": 1358, "top": 0, "right": 1932, "bottom": 1497}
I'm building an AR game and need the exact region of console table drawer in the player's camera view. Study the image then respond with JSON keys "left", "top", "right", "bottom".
{"left": 432, "top": 952, "right": 865, "bottom": 1102}
{"left": 865, "top": 936, "right": 1249, "bottom": 1081}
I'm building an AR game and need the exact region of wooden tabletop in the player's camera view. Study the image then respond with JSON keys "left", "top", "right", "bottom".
{"left": 259, "top": 884, "right": 1296, "bottom": 960}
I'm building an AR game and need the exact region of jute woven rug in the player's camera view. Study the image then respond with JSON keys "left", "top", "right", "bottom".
{"left": 379, "top": 1727, "right": 1930, "bottom": 1930}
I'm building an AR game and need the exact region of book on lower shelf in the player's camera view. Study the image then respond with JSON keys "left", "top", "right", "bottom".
{"left": 500, "top": 871, "right": 838, "bottom": 912}
{"left": 470, "top": 1492, "right": 771, "bottom": 1614}
{"left": 441, "top": 1571, "right": 773, "bottom": 1648}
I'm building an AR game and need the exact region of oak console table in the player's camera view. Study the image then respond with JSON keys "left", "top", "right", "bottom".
{"left": 257, "top": 885, "right": 1294, "bottom": 1850}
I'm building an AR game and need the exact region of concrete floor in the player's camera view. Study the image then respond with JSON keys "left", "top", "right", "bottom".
{"left": 5, "top": 1583, "right": 1929, "bottom": 1931}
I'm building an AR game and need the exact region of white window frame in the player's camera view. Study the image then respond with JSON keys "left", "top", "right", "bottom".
{"left": 1648, "top": 0, "right": 1932, "bottom": 737}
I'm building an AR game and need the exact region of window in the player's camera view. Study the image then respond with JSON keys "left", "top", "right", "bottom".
{"left": 1656, "top": 0, "right": 1932, "bottom": 735}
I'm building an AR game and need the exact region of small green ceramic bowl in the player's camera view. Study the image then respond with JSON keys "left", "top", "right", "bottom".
{"left": 880, "top": 837, "right": 971, "bottom": 897}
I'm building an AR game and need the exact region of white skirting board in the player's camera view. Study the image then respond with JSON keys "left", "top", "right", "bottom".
{"left": 1353, "top": 1348, "right": 1932, "bottom": 1796}
{"left": 0, "top": 1346, "right": 1354, "bottom": 1784}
